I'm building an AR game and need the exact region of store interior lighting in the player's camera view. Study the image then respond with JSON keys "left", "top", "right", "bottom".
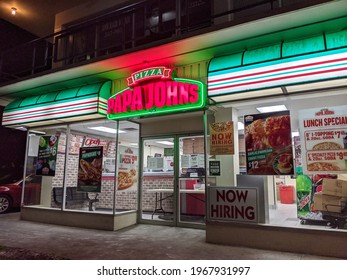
{"left": 237, "top": 122, "right": 244, "bottom": 130}
{"left": 156, "top": 140, "right": 174, "bottom": 146}
{"left": 256, "top": 105, "right": 288, "bottom": 113}
{"left": 292, "top": 131, "right": 300, "bottom": 137}
{"left": 88, "top": 126, "right": 125, "bottom": 134}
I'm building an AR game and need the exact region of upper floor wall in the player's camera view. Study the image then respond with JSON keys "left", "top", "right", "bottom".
{"left": 0, "top": 0, "right": 336, "bottom": 86}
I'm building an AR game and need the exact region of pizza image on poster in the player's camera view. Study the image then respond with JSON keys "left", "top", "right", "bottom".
{"left": 77, "top": 146, "right": 103, "bottom": 192}
{"left": 299, "top": 105, "right": 347, "bottom": 173}
{"left": 244, "top": 111, "right": 294, "bottom": 175}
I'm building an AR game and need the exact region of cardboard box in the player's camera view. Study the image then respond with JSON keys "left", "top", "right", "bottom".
{"left": 313, "top": 192, "right": 346, "bottom": 213}
{"left": 322, "top": 178, "right": 341, "bottom": 197}
{"left": 337, "top": 179, "right": 347, "bottom": 198}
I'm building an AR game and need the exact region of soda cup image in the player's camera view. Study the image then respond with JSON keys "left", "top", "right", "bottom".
{"left": 39, "top": 136, "right": 47, "bottom": 148}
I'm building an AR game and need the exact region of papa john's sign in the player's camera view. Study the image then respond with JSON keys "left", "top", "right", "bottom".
{"left": 107, "top": 67, "right": 206, "bottom": 120}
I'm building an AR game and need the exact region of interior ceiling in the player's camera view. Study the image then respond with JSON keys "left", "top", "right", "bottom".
{"left": 0, "top": 0, "right": 87, "bottom": 37}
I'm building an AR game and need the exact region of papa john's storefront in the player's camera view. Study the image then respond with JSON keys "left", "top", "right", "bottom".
{"left": 2, "top": 19, "right": 347, "bottom": 258}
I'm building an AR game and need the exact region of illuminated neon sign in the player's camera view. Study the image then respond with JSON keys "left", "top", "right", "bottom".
{"left": 107, "top": 67, "right": 206, "bottom": 120}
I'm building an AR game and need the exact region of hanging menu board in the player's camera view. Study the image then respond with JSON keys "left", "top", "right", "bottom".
{"left": 244, "top": 111, "right": 294, "bottom": 175}
{"left": 299, "top": 105, "right": 347, "bottom": 173}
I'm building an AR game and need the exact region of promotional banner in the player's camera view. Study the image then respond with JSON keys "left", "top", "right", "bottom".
{"left": 117, "top": 146, "right": 138, "bottom": 191}
{"left": 208, "top": 187, "right": 258, "bottom": 223}
{"left": 77, "top": 146, "right": 103, "bottom": 192}
{"left": 244, "top": 111, "right": 294, "bottom": 175}
{"left": 36, "top": 135, "right": 59, "bottom": 176}
{"left": 209, "top": 121, "right": 234, "bottom": 155}
{"left": 299, "top": 105, "right": 347, "bottom": 173}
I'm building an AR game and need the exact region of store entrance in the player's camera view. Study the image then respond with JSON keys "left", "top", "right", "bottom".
{"left": 140, "top": 135, "right": 206, "bottom": 228}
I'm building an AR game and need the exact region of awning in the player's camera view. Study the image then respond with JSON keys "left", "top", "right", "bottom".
{"left": 208, "top": 27, "right": 347, "bottom": 102}
{"left": 2, "top": 81, "right": 111, "bottom": 127}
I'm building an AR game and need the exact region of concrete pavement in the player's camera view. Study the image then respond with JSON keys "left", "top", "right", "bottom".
{"left": 0, "top": 212, "right": 340, "bottom": 260}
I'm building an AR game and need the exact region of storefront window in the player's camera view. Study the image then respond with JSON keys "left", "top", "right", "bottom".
{"left": 115, "top": 121, "right": 139, "bottom": 212}
{"left": 207, "top": 90, "right": 347, "bottom": 231}
{"left": 23, "top": 125, "right": 67, "bottom": 209}
{"left": 22, "top": 120, "right": 139, "bottom": 214}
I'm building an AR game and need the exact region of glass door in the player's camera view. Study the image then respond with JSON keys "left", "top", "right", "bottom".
{"left": 140, "top": 135, "right": 206, "bottom": 227}
{"left": 140, "top": 137, "right": 176, "bottom": 225}
{"left": 178, "top": 136, "right": 206, "bottom": 226}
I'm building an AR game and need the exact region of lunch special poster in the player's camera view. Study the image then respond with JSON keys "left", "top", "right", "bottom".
{"left": 244, "top": 111, "right": 294, "bottom": 175}
{"left": 77, "top": 146, "right": 103, "bottom": 192}
{"left": 299, "top": 105, "right": 347, "bottom": 174}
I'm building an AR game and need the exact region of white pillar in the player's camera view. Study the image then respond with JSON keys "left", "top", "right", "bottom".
{"left": 213, "top": 107, "right": 239, "bottom": 186}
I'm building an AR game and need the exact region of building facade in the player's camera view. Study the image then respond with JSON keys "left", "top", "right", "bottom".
{"left": 0, "top": 0, "right": 347, "bottom": 258}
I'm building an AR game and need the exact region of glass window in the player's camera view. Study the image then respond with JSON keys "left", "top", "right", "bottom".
{"left": 23, "top": 125, "right": 67, "bottom": 209}
{"left": 208, "top": 89, "right": 347, "bottom": 232}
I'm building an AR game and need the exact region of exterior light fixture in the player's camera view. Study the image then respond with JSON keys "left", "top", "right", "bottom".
{"left": 11, "top": 7, "right": 17, "bottom": 15}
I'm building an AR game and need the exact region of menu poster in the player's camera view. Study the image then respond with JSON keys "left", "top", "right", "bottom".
{"left": 244, "top": 111, "right": 294, "bottom": 175}
{"left": 36, "top": 135, "right": 59, "bottom": 176}
{"left": 210, "top": 121, "right": 234, "bottom": 155}
{"left": 299, "top": 105, "right": 347, "bottom": 173}
{"left": 117, "top": 146, "right": 138, "bottom": 192}
{"left": 77, "top": 146, "right": 103, "bottom": 192}
{"left": 147, "top": 157, "right": 164, "bottom": 170}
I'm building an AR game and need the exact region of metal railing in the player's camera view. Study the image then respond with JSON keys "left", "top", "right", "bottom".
{"left": 0, "top": 0, "right": 325, "bottom": 85}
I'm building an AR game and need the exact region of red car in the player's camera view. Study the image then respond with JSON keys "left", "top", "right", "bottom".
{"left": 0, "top": 175, "right": 42, "bottom": 214}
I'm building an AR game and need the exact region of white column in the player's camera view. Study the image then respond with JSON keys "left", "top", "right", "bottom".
{"left": 214, "top": 107, "right": 239, "bottom": 186}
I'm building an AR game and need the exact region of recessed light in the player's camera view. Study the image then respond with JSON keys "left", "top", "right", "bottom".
{"left": 256, "top": 105, "right": 287, "bottom": 113}
{"left": 88, "top": 126, "right": 125, "bottom": 134}
{"left": 237, "top": 122, "right": 244, "bottom": 130}
{"left": 156, "top": 141, "right": 174, "bottom": 146}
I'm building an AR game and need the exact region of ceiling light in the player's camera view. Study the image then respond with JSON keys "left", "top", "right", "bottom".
{"left": 156, "top": 141, "right": 174, "bottom": 146}
{"left": 256, "top": 105, "right": 287, "bottom": 113}
{"left": 130, "top": 143, "right": 138, "bottom": 146}
{"left": 11, "top": 7, "right": 17, "bottom": 16}
{"left": 88, "top": 126, "right": 125, "bottom": 134}
{"left": 238, "top": 122, "right": 244, "bottom": 130}
{"left": 292, "top": 131, "right": 300, "bottom": 137}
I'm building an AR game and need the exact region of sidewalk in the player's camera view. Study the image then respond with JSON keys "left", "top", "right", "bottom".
{"left": 0, "top": 212, "right": 339, "bottom": 260}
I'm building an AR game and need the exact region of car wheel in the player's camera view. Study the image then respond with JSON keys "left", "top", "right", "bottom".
{"left": 0, "top": 195, "right": 12, "bottom": 214}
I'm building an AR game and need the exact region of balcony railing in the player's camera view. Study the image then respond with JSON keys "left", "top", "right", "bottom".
{"left": 0, "top": 0, "right": 327, "bottom": 85}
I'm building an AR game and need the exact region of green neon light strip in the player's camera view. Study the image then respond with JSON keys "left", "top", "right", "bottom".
{"left": 107, "top": 78, "right": 206, "bottom": 120}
